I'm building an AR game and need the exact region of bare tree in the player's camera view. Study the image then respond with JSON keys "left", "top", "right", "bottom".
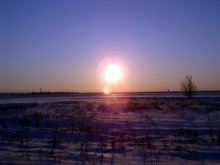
{"left": 180, "top": 75, "right": 197, "bottom": 99}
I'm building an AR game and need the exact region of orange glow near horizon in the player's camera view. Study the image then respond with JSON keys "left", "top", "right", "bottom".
{"left": 103, "top": 87, "right": 110, "bottom": 94}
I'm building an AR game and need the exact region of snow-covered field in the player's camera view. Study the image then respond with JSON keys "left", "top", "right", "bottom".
{"left": 0, "top": 93, "right": 220, "bottom": 164}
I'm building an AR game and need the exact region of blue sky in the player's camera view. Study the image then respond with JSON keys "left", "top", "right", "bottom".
{"left": 1, "top": 0, "right": 220, "bottom": 92}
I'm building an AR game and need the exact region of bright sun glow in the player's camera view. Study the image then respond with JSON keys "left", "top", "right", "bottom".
{"left": 103, "top": 64, "right": 123, "bottom": 83}
{"left": 103, "top": 87, "right": 110, "bottom": 94}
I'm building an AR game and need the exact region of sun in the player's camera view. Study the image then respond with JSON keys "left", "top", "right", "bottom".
{"left": 103, "top": 64, "right": 123, "bottom": 83}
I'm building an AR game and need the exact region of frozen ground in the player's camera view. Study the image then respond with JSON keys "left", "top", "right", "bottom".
{"left": 0, "top": 93, "right": 220, "bottom": 164}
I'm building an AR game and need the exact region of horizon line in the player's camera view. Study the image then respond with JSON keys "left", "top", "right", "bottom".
{"left": 0, "top": 90, "right": 220, "bottom": 95}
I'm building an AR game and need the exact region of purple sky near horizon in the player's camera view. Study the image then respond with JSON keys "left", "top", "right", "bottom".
{"left": 1, "top": 0, "right": 220, "bottom": 92}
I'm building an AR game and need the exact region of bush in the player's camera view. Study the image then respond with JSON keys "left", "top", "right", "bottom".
{"left": 180, "top": 75, "right": 197, "bottom": 99}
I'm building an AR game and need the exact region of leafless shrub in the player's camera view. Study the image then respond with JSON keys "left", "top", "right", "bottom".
{"left": 19, "top": 130, "right": 31, "bottom": 160}
{"left": 207, "top": 115, "right": 220, "bottom": 144}
{"left": 180, "top": 75, "right": 197, "bottom": 99}
{"left": 79, "top": 141, "right": 89, "bottom": 157}
{"left": 97, "top": 103, "right": 110, "bottom": 113}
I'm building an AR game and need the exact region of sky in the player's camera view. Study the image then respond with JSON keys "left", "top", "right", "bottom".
{"left": 1, "top": 0, "right": 220, "bottom": 92}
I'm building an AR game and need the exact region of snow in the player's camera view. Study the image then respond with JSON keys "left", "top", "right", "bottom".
{"left": 0, "top": 93, "right": 220, "bottom": 164}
